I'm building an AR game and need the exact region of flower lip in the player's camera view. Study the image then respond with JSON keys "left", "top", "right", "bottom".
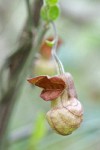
{"left": 27, "top": 75, "right": 66, "bottom": 101}
{"left": 40, "top": 37, "right": 62, "bottom": 59}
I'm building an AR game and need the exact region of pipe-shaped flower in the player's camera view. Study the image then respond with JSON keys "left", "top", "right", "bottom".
{"left": 33, "top": 37, "right": 62, "bottom": 76}
{"left": 27, "top": 73, "right": 83, "bottom": 135}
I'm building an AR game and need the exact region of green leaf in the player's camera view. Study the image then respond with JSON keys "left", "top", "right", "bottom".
{"left": 45, "top": 0, "right": 59, "bottom": 6}
{"left": 40, "top": 6, "right": 48, "bottom": 21}
{"left": 45, "top": 40, "right": 55, "bottom": 47}
{"left": 29, "top": 113, "right": 47, "bottom": 149}
{"left": 47, "top": 5, "right": 60, "bottom": 21}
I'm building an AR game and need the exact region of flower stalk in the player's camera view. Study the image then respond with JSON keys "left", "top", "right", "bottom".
{"left": 51, "top": 22, "right": 65, "bottom": 75}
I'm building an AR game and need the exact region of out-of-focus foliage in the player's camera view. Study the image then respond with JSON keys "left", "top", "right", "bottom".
{"left": 0, "top": 0, "right": 100, "bottom": 150}
{"left": 29, "top": 113, "right": 47, "bottom": 150}
{"left": 41, "top": 0, "right": 60, "bottom": 21}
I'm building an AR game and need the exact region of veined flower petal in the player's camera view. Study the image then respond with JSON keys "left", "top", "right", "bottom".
{"left": 27, "top": 75, "right": 66, "bottom": 101}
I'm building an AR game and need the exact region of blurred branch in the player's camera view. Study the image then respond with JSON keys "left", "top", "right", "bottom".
{"left": 26, "top": 0, "right": 33, "bottom": 29}
{"left": 0, "top": 0, "right": 47, "bottom": 150}
{"left": 32, "top": 0, "right": 43, "bottom": 27}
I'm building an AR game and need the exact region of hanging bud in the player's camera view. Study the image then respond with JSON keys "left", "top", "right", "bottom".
{"left": 33, "top": 37, "right": 62, "bottom": 76}
{"left": 27, "top": 72, "right": 83, "bottom": 136}
{"left": 33, "top": 57, "right": 56, "bottom": 76}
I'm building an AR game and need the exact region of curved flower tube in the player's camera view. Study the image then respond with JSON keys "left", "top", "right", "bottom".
{"left": 27, "top": 72, "right": 83, "bottom": 136}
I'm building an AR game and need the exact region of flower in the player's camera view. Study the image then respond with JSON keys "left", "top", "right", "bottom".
{"left": 27, "top": 73, "right": 83, "bottom": 135}
{"left": 33, "top": 37, "right": 62, "bottom": 76}
{"left": 40, "top": 37, "right": 62, "bottom": 59}
{"left": 33, "top": 58, "right": 57, "bottom": 76}
{"left": 27, "top": 74, "right": 66, "bottom": 101}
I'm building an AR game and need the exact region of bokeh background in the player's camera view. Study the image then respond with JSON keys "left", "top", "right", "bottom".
{"left": 0, "top": 0, "right": 100, "bottom": 150}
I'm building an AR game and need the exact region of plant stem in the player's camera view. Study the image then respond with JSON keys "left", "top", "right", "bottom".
{"left": 51, "top": 22, "right": 65, "bottom": 75}
{"left": 0, "top": 24, "right": 47, "bottom": 150}
{"left": 0, "top": 1, "right": 46, "bottom": 149}
{"left": 26, "top": 0, "right": 33, "bottom": 30}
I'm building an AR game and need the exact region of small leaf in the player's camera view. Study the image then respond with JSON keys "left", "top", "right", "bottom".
{"left": 46, "top": 0, "right": 59, "bottom": 6}
{"left": 40, "top": 6, "right": 48, "bottom": 21}
{"left": 47, "top": 5, "right": 60, "bottom": 21}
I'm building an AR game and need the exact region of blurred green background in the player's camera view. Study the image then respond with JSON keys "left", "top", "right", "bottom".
{"left": 0, "top": 0, "right": 100, "bottom": 150}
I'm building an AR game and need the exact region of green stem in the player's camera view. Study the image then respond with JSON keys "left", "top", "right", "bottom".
{"left": 51, "top": 22, "right": 65, "bottom": 75}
